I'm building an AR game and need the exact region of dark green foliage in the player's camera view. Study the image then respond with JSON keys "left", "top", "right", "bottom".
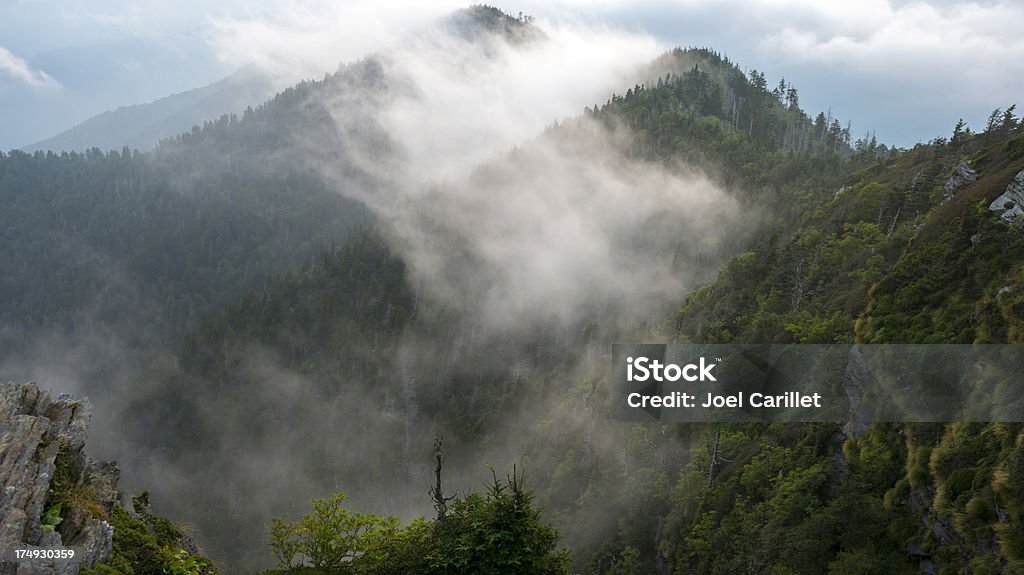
{"left": 1006, "top": 443, "right": 1024, "bottom": 499}
{"left": 1004, "top": 132, "right": 1024, "bottom": 161}
{"left": 10, "top": 21, "right": 1020, "bottom": 571}
{"left": 0, "top": 144, "right": 366, "bottom": 358}
{"left": 46, "top": 439, "right": 82, "bottom": 511}
{"left": 448, "top": 5, "right": 541, "bottom": 43}
{"left": 425, "top": 468, "right": 568, "bottom": 574}
{"left": 179, "top": 231, "right": 414, "bottom": 378}
{"left": 588, "top": 48, "right": 864, "bottom": 235}
{"left": 130, "top": 48, "right": 965, "bottom": 572}
{"left": 656, "top": 423, "right": 917, "bottom": 574}
{"left": 45, "top": 439, "right": 106, "bottom": 537}
{"left": 662, "top": 114, "right": 1023, "bottom": 573}
{"left": 91, "top": 51, "right": 1019, "bottom": 574}
{"left": 671, "top": 115, "right": 1024, "bottom": 347}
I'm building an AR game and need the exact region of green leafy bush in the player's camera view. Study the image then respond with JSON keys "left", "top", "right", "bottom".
{"left": 268, "top": 469, "right": 568, "bottom": 575}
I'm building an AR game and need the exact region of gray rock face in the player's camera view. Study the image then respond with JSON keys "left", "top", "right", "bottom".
{"left": 988, "top": 169, "right": 1024, "bottom": 222}
{"left": 0, "top": 382, "right": 117, "bottom": 575}
{"left": 943, "top": 161, "right": 977, "bottom": 199}
{"left": 841, "top": 345, "right": 871, "bottom": 439}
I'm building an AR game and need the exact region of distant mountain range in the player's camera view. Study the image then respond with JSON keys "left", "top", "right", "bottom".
{"left": 23, "top": 66, "right": 275, "bottom": 153}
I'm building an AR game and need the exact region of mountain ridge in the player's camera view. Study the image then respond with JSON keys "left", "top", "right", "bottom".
{"left": 23, "top": 67, "right": 276, "bottom": 154}
{"left": 4, "top": 6, "right": 1023, "bottom": 573}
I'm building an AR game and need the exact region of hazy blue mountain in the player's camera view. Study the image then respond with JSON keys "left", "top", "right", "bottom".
{"left": 0, "top": 34, "right": 233, "bottom": 151}
{"left": 24, "top": 66, "right": 275, "bottom": 153}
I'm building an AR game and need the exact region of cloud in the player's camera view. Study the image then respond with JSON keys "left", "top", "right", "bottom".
{"left": 383, "top": 123, "right": 740, "bottom": 331}
{"left": 0, "top": 46, "right": 59, "bottom": 88}
{"left": 11, "top": 9, "right": 746, "bottom": 568}
{"left": 205, "top": 0, "right": 464, "bottom": 87}
{"left": 490, "top": 0, "right": 1022, "bottom": 144}
{"left": 211, "top": 5, "right": 707, "bottom": 333}
{"left": 758, "top": 0, "right": 1024, "bottom": 104}
{"left": 579, "top": 0, "right": 1024, "bottom": 102}
{"left": 378, "top": 19, "right": 665, "bottom": 181}
{"left": 304, "top": 15, "right": 738, "bottom": 332}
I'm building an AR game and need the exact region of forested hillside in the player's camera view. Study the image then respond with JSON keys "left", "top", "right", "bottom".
{"left": 0, "top": 146, "right": 365, "bottom": 348}
{"left": 89, "top": 44, "right": 897, "bottom": 572}
{"left": 658, "top": 112, "right": 1024, "bottom": 574}
{"left": 4, "top": 5, "right": 1023, "bottom": 575}
{"left": 0, "top": 5, "right": 535, "bottom": 365}
{"left": 672, "top": 110, "right": 1024, "bottom": 347}
{"left": 0, "top": 52, "right": 402, "bottom": 363}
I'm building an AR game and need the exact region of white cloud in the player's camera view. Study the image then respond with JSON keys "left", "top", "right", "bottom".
{"left": 5, "top": 0, "right": 1016, "bottom": 148}
{"left": 496, "top": 0, "right": 1021, "bottom": 143}
{"left": 0, "top": 45, "right": 59, "bottom": 88}
{"left": 375, "top": 19, "right": 664, "bottom": 182}
{"left": 303, "top": 17, "right": 730, "bottom": 330}
{"left": 753, "top": 1, "right": 1024, "bottom": 106}
{"left": 204, "top": 0, "right": 464, "bottom": 87}
{"left": 565, "top": 0, "right": 1023, "bottom": 94}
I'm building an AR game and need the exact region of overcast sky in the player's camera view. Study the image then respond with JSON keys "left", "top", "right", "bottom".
{"left": 1, "top": 0, "right": 1021, "bottom": 150}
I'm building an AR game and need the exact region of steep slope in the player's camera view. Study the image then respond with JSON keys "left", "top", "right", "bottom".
{"left": 659, "top": 113, "right": 1023, "bottom": 573}
{"left": 104, "top": 46, "right": 878, "bottom": 571}
{"left": 0, "top": 41, "right": 392, "bottom": 371}
{"left": 0, "top": 5, "right": 545, "bottom": 368}
{"left": 0, "top": 145, "right": 368, "bottom": 358}
{"left": 671, "top": 114, "right": 1024, "bottom": 346}
{"left": 4, "top": 7, "right": 952, "bottom": 573}
{"left": 139, "top": 66, "right": 1024, "bottom": 574}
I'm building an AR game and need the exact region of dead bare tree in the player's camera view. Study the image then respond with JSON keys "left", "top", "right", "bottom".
{"left": 429, "top": 437, "right": 456, "bottom": 521}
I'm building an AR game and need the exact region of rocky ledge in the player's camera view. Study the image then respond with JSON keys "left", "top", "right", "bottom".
{"left": 0, "top": 382, "right": 116, "bottom": 575}
{"left": 988, "top": 169, "right": 1024, "bottom": 222}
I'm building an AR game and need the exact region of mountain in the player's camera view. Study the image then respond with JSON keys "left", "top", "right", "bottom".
{"left": 90, "top": 45, "right": 881, "bottom": 571}
{"left": 658, "top": 116, "right": 1024, "bottom": 574}
{"left": 0, "top": 6, "right": 556, "bottom": 366}
{"left": 671, "top": 115, "right": 1024, "bottom": 347}
{"left": 0, "top": 35, "right": 229, "bottom": 151}
{"left": 3, "top": 5, "right": 1023, "bottom": 575}
{"left": 110, "top": 51, "right": 1024, "bottom": 573}
{"left": 23, "top": 68, "right": 276, "bottom": 154}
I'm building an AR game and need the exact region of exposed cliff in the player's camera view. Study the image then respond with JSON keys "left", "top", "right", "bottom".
{"left": 0, "top": 382, "right": 214, "bottom": 575}
{"left": 1, "top": 382, "right": 115, "bottom": 574}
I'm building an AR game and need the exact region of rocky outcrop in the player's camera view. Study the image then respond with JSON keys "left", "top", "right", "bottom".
{"left": 988, "top": 169, "right": 1024, "bottom": 222}
{"left": 0, "top": 382, "right": 117, "bottom": 575}
{"left": 943, "top": 161, "right": 977, "bottom": 199}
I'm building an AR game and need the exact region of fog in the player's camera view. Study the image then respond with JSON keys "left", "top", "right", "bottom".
{"left": 316, "top": 14, "right": 738, "bottom": 330}
{"left": 3, "top": 8, "right": 753, "bottom": 572}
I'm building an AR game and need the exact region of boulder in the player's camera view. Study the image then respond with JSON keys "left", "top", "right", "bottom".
{"left": 989, "top": 169, "right": 1024, "bottom": 222}
{"left": 943, "top": 161, "right": 977, "bottom": 199}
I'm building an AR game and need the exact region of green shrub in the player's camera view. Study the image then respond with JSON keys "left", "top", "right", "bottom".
{"left": 268, "top": 469, "right": 568, "bottom": 575}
